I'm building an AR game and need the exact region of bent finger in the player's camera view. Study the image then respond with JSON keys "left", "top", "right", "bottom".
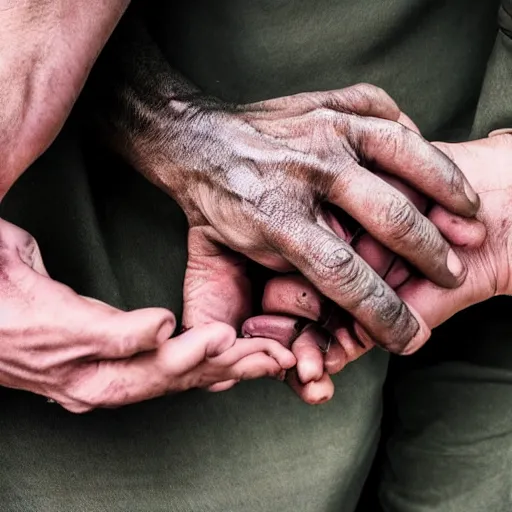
{"left": 349, "top": 117, "right": 480, "bottom": 217}
{"left": 213, "top": 336, "right": 296, "bottom": 370}
{"left": 328, "top": 163, "right": 465, "bottom": 288}
{"left": 287, "top": 369, "right": 335, "bottom": 405}
{"left": 292, "top": 326, "right": 327, "bottom": 383}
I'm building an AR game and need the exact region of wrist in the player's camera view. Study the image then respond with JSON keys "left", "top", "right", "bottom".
{"left": 120, "top": 91, "right": 236, "bottom": 203}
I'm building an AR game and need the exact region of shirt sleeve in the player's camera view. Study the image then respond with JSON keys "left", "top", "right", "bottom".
{"left": 471, "top": 1, "right": 512, "bottom": 138}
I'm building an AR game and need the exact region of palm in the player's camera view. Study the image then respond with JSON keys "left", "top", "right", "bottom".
{"left": 182, "top": 227, "right": 252, "bottom": 330}
{"left": 398, "top": 137, "right": 512, "bottom": 328}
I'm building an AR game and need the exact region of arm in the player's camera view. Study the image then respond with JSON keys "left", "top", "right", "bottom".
{"left": 0, "top": 0, "right": 129, "bottom": 197}
{"left": 91, "top": 14, "right": 481, "bottom": 355}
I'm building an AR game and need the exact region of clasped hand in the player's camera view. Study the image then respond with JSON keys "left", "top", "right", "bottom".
{"left": 0, "top": 219, "right": 294, "bottom": 412}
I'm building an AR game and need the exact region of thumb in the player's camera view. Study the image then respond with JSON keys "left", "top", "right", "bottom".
{"left": 183, "top": 227, "right": 252, "bottom": 329}
{"left": 395, "top": 275, "right": 479, "bottom": 331}
{"left": 158, "top": 322, "right": 237, "bottom": 374}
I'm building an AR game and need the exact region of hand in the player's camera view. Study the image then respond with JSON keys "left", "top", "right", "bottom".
{"left": 0, "top": 219, "right": 295, "bottom": 412}
{"left": 138, "top": 83, "right": 480, "bottom": 352}
{"left": 244, "top": 134, "right": 512, "bottom": 403}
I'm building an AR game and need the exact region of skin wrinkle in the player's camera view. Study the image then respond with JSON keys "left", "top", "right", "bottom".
{"left": 89, "top": 15, "right": 482, "bottom": 352}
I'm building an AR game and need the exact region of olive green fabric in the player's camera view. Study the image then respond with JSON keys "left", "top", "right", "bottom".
{"left": 378, "top": 297, "right": 512, "bottom": 512}
{"left": 2, "top": 2, "right": 512, "bottom": 511}
{"left": 150, "top": 0, "right": 499, "bottom": 141}
{"left": 472, "top": 1, "right": 512, "bottom": 137}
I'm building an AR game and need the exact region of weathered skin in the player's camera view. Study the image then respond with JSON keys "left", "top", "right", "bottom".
{"left": 97, "top": 16, "right": 481, "bottom": 355}
{"left": 244, "top": 134, "right": 512, "bottom": 404}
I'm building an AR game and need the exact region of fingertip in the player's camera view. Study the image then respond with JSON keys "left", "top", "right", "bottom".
{"left": 288, "top": 372, "right": 335, "bottom": 405}
{"left": 157, "top": 318, "right": 177, "bottom": 345}
{"left": 353, "top": 315, "right": 428, "bottom": 357}
{"left": 282, "top": 350, "right": 298, "bottom": 370}
{"left": 207, "top": 380, "right": 239, "bottom": 393}
{"left": 429, "top": 205, "right": 487, "bottom": 249}
{"left": 445, "top": 249, "right": 467, "bottom": 289}
{"left": 241, "top": 315, "right": 298, "bottom": 347}
{"left": 131, "top": 307, "right": 176, "bottom": 340}
{"left": 205, "top": 322, "right": 237, "bottom": 357}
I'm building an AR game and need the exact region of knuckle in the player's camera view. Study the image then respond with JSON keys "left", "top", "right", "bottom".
{"left": 351, "top": 82, "right": 382, "bottom": 96}
{"left": 376, "top": 293, "right": 408, "bottom": 328}
{"left": 382, "top": 196, "right": 419, "bottom": 241}
{"left": 372, "top": 296, "right": 419, "bottom": 352}
{"left": 313, "top": 243, "right": 375, "bottom": 304}
{"left": 310, "top": 106, "right": 342, "bottom": 125}
{"left": 209, "top": 322, "right": 237, "bottom": 345}
{"left": 374, "top": 121, "right": 409, "bottom": 156}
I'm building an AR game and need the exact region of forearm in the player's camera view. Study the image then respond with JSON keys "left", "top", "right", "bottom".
{"left": 91, "top": 14, "right": 231, "bottom": 197}
{"left": 0, "top": 0, "right": 129, "bottom": 198}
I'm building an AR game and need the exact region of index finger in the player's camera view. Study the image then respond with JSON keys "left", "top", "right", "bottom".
{"left": 274, "top": 219, "right": 431, "bottom": 354}
{"left": 349, "top": 117, "right": 480, "bottom": 217}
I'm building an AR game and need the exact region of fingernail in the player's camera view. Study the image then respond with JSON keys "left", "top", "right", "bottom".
{"left": 464, "top": 181, "right": 480, "bottom": 210}
{"left": 157, "top": 321, "right": 174, "bottom": 344}
{"left": 447, "top": 249, "right": 464, "bottom": 278}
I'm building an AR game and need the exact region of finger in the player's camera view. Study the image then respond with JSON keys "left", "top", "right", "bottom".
{"left": 328, "top": 163, "right": 466, "bottom": 288}
{"left": 93, "top": 307, "right": 177, "bottom": 359}
{"left": 287, "top": 369, "right": 335, "bottom": 405}
{"left": 318, "top": 83, "right": 401, "bottom": 120}
{"left": 227, "top": 352, "right": 284, "bottom": 381}
{"left": 353, "top": 300, "right": 431, "bottom": 356}
{"left": 429, "top": 205, "right": 487, "bottom": 249}
{"left": 262, "top": 275, "right": 325, "bottom": 321}
{"left": 250, "top": 84, "right": 401, "bottom": 121}
{"left": 276, "top": 221, "right": 430, "bottom": 354}
{"left": 292, "top": 326, "right": 327, "bottom": 383}
{"left": 242, "top": 314, "right": 324, "bottom": 384}
{"left": 207, "top": 380, "right": 239, "bottom": 393}
{"left": 184, "top": 227, "right": 252, "bottom": 329}
{"left": 74, "top": 323, "right": 238, "bottom": 408}
{"left": 213, "top": 336, "right": 296, "bottom": 370}
{"left": 324, "top": 335, "right": 349, "bottom": 374}
{"left": 160, "top": 322, "right": 237, "bottom": 372}
{"left": 260, "top": 275, "right": 375, "bottom": 372}
{"left": 395, "top": 274, "right": 479, "bottom": 332}
{"left": 325, "top": 327, "right": 373, "bottom": 374}
{"left": 242, "top": 314, "right": 302, "bottom": 348}
{"left": 348, "top": 117, "right": 480, "bottom": 217}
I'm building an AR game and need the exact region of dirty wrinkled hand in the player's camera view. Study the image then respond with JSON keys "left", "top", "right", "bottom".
{"left": 245, "top": 134, "right": 512, "bottom": 404}
{"left": 136, "top": 83, "right": 480, "bottom": 352}
{"left": 0, "top": 219, "right": 295, "bottom": 412}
